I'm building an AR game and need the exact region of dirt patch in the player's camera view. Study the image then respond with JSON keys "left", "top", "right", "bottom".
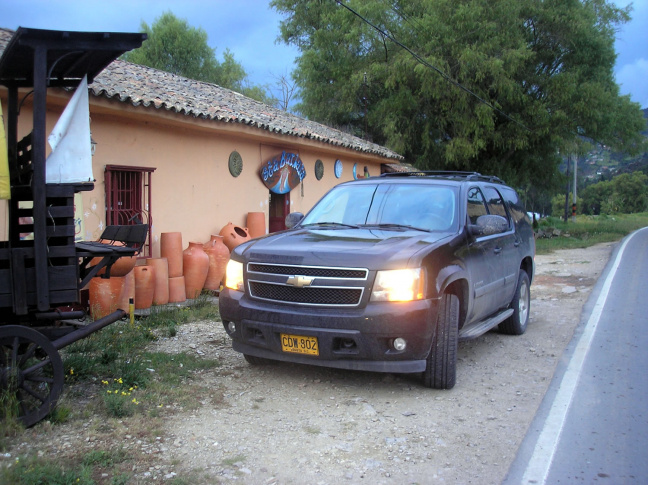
{"left": 2, "top": 243, "right": 614, "bottom": 484}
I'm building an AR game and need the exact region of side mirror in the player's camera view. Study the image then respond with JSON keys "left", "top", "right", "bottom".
{"left": 285, "top": 212, "right": 304, "bottom": 229}
{"left": 468, "top": 215, "right": 508, "bottom": 237}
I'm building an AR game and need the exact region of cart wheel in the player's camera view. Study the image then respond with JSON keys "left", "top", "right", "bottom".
{"left": 0, "top": 325, "right": 64, "bottom": 427}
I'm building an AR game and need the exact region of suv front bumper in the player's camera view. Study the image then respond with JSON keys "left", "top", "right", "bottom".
{"left": 220, "top": 288, "right": 439, "bottom": 373}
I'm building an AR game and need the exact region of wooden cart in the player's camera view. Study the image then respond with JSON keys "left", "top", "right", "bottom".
{"left": 0, "top": 27, "right": 147, "bottom": 427}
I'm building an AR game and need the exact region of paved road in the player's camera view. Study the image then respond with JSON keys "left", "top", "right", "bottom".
{"left": 504, "top": 227, "right": 648, "bottom": 484}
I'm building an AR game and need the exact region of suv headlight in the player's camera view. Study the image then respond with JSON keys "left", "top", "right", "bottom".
{"left": 225, "top": 260, "right": 244, "bottom": 291}
{"left": 371, "top": 268, "right": 425, "bottom": 302}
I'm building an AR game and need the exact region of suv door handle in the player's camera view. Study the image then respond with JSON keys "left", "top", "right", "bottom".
{"left": 494, "top": 247, "right": 502, "bottom": 254}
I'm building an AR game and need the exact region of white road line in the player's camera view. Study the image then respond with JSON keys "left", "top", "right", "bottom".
{"left": 521, "top": 227, "right": 647, "bottom": 484}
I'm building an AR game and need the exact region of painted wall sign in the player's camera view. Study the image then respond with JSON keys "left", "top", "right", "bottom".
{"left": 260, "top": 151, "right": 307, "bottom": 194}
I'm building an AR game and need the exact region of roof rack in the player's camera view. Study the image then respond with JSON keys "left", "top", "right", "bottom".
{"left": 380, "top": 170, "right": 504, "bottom": 184}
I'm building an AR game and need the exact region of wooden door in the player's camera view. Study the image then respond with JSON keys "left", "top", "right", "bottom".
{"left": 268, "top": 191, "right": 290, "bottom": 233}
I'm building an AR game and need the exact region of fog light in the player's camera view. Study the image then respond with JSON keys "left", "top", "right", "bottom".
{"left": 227, "top": 322, "right": 236, "bottom": 333}
{"left": 393, "top": 338, "right": 407, "bottom": 351}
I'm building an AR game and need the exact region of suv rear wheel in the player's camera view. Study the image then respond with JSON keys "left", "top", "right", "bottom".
{"left": 499, "top": 271, "right": 530, "bottom": 335}
{"left": 422, "top": 293, "right": 459, "bottom": 389}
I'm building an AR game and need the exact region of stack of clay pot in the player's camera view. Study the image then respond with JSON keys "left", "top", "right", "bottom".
{"left": 161, "top": 232, "right": 186, "bottom": 302}
{"left": 134, "top": 264, "right": 155, "bottom": 309}
{"left": 246, "top": 212, "right": 266, "bottom": 239}
{"left": 146, "top": 257, "right": 170, "bottom": 305}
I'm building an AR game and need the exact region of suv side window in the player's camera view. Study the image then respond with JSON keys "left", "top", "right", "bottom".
{"left": 483, "top": 187, "right": 510, "bottom": 225}
{"left": 467, "top": 187, "right": 488, "bottom": 224}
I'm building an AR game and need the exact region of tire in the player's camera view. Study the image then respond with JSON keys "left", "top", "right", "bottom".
{"left": 422, "top": 293, "right": 459, "bottom": 390}
{"left": 499, "top": 271, "right": 530, "bottom": 335}
{"left": 243, "top": 354, "right": 273, "bottom": 365}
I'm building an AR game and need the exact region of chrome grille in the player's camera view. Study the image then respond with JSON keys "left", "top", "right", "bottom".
{"left": 246, "top": 263, "right": 368, "bottom": 306}
{"left": 248, "top": 263, "right": 367, "bottom": 279}
{"left": 249, "top": 282, "right": 362, "bottom": 305}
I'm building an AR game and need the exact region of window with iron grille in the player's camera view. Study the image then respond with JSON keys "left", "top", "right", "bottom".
{"left": 104, "top": 165, "right": 155, "bottom": 257}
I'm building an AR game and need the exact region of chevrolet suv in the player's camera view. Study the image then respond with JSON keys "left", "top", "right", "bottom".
{"left": 219, "top": 171, "right": 535, "bottom": 389}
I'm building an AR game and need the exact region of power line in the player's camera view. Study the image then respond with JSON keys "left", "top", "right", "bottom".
{"left": 332, "top": 0, "right": 531, "bottom": 132}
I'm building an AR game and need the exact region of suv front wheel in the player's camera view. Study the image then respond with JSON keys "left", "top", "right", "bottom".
{"left": 422, "top": 293, "right": 459, "bottom": 389}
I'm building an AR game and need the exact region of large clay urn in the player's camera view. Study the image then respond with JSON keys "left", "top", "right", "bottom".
{"left": 246, "top": 212, "right": 266, "bottom": 239}
{"left": 160, "top": 232, "right": 183, "bottom": 278}
{"left": 168, "top": 276, "right": 187, "bottom": 303}
{"left": 219, "top": 222, "right": 251, "bottom": 251}
{"left": 134, "top": 265, "right": 156, "bottom": 309}
{"left": 203, "top": 235, "right": 230, "bottom": 291}
{"left": 183, "top": 242, "right": 209, "bottom": 299}
{"left": 89, "top": 276, "right": 125, "bottom": 320}
{"left": 146, "top": 257, "right": 170, "bottom": 305}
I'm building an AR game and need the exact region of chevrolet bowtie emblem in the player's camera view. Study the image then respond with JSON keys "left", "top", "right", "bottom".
{"left": 286, "top": 275, "right": 315, "bottom": 288}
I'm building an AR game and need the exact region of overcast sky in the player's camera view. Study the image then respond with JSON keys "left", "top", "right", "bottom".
{"left": 1, "top": 0, "right": 646, "bottom": 108}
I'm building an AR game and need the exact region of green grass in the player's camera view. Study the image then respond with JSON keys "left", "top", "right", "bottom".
{"left": 0, "top": 455, "right": 94, "bottom": 484}
{"left": 1, "top": 293, "right": 223, "bottom": 484}
{"left": 535, "top": 213, "right": 648, "bottom": 254}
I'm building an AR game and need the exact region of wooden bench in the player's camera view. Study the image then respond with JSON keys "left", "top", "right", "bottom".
{"left": 77, "top": 224, "right": 149, "bottom": 287}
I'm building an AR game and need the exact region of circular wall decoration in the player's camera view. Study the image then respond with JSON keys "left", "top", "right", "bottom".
{"left": 228, "top": 151, "right": 243, "bottom": 177}
{"left": 334, "top": 159, "right": 343, "bottom": 178}
{"left": 315, "top": 159, "right": 324, "bottom": 180}
{"left": 353, "top": 163, "right": 358, "bottom": 180}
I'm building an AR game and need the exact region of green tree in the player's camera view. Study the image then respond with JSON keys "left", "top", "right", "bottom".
{"left": 580, "top": 171, "right": 647, "bottom": 214}
{"left": 272, "top": 0, "right": 646, "bottom": 191}
{"left": 123, "top": 12, "right": 277, "bottom": 105}
{"left": 581, "top": 179, "right": 613, "bottom": 215}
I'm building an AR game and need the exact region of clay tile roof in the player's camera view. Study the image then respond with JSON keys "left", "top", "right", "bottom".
{"left": 0, "top": 27, "right": 403, "bottom": 162}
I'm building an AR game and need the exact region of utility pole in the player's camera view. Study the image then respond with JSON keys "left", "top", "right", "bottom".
{"left": 563, "top": 155, "right": 571, "bottom": 222}
{"left": 572, "top": 156, "right": 577, "bottom": 222}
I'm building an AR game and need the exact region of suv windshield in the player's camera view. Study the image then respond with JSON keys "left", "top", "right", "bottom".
{"left": 302, "top": 183, "right": 458, "bottom": 232}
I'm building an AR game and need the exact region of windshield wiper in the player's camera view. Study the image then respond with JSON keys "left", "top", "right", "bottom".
{"left": 302, "top": 222, "right": 360, "bottom": 229}
{"left": 361, "top": 223, "right": 431, "bottom": 233}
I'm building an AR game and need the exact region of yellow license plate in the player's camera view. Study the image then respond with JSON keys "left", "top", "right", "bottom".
{"left": 280, "top": 333, "right": 319, "bottom": 356}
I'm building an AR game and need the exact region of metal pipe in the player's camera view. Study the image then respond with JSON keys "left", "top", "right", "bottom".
{"left": 35, "top": 310, "right": 86, "bottom": 321}
{"left": 51, "top": 309, "right": 126, "bottom": 351}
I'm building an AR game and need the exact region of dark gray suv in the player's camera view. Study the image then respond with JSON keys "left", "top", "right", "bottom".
{"left": 220, "top": 172, "right": 535, "bottom": 389}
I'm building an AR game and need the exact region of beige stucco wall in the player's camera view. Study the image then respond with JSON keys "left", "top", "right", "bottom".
{"left": 1, "top": 89, "right": 394, "bottom": 258}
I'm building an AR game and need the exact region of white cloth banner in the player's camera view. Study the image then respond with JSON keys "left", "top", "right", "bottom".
{"left": 46, "top": 75, "right": 94, "bottom": 183}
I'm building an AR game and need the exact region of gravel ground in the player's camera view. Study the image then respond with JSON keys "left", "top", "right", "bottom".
{"left": 2, "top": 242, "right": 613, "bottom": 484}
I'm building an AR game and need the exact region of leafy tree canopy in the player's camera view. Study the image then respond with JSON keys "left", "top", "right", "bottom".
{"left": 271, "top": 0, "right": 647, "bottom": 191}
{"left": 123, "top": 12, "right": 276, "bottom": 105}
{"left": 581, "top": 171, "right": 648, "bottom": 215}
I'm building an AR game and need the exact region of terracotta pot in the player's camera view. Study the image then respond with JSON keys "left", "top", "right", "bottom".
{"left": 168, "top": 276, "right": 187, "bottom": 303}
{"left": 160, "top": 232, "right": 183, "bottom": 278}
{"left": 89, "top": 276, "right": 124, "bottom": 320}
{"left": 203, "top": 235, "right": 230, "bottom": 291}
{"left": 219, "top": 222, "right": 251, "bottom": 251}
{"left": 117, "top": 270, "right": 136, "bottom": 314}
{"left": 183, "top": 242, "right": 209, "bottom": 299}
{"left": 146, "top": 257, "right": 170, "bottom": 305}
{"left": 246, "top": 212, "right": 266, "bottom": 239}
{"left": 89, "top": 242, "right": 136, "bottom": 277}
{"left": 134, "top": 265, "right": 156, "bottom": 309}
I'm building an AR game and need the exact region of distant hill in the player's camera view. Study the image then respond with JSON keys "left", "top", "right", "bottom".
{"left": 577, "top": 108, "right": 648, "bottom": 181}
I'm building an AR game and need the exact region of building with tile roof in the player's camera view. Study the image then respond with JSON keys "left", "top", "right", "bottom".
{"left": 0, "top": 27, "right": 404, "bottom": 257}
